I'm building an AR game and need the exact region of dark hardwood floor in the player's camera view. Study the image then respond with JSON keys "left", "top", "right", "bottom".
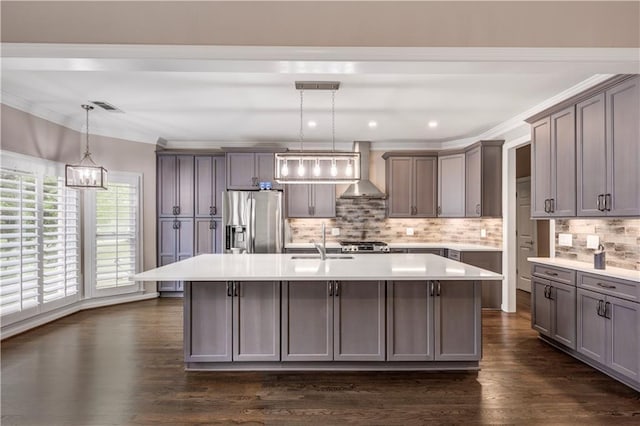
{"left": 2, "top": 290, "right": 639, "bottom": 425}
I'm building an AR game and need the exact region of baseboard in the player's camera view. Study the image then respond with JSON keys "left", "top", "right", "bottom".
{"left": 1, "top": 292, "right": 159, "bottom": 340}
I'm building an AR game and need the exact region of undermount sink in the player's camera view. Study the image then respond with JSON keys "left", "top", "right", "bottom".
{"left": 290, "top": 255, "right": 354, "bottom": 260}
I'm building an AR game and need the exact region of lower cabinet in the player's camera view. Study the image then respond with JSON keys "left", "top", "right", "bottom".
{"left": 281, "top": 280, "right": 385, "bottom": 361}
{"left": 532, "top": 277, "right": 576, "bottom": 349}
{"left": 185, "top": 281, "right": 280, "bottom": 362}
{"left": 195, "top": 218, "right": 222, "bottom": 254}
{"left": 577, "top": 288, "right": 640, "bottom": 383}
{"left": 157, "top": 218, "right": 193, "bottom": 292}
{"left": 387, "top": 281, "right": 434, "bottom": 361}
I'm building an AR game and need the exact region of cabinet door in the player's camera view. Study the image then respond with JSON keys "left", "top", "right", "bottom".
{"left": 576, "top": 93, "right": 607, "bottom": 216}
{"left": 157, "top": 218, "right": 177, "bottom": 291}
{"left": 550, "top": 281, "right": 576, "bottom": 349}
{"left": 286, "top": 184, "right": 312, "bottom": 218}
{"left": 195, "top": 156, "right": 213, "bottom": 217}
{"left": 387, "top": 281, "right": 434, "bottom": 361}
{"left": 185, "top": 282, "right": 233, "bottom": 362}
{"left": 387, "top": 157, "right": 413, "bottom": 217}
{"left": 176, "top": 218, "right": 194, "bottom": 261}
{"left": 438, "top": 154, "right": 465, "bottom": 217}
{"left": 576, "top": 288, "right": 607, "bottom": 364}
{"left": 226, "top": 153, "right": 256, "bottom": 189}
{"left": 606, "top": 77, "right": 640, "bottom": 216}
{"left": 175, "top": 155, "right": 194, "bottom": 216}
{"left": 414, "top": 157, "right": 437, "bottom": 217}
{"left": 607, "top": 295, "right": 640, "bottom": 382}
{"left": 465, "top": 146, "right": 482, "bottom": 217}
{"left": 195, "top": 219, "right": 222, "bottom": 255}
{"left": 434, "top": 280, "right": 481, "bottom": 361}
{"left": 531, "top": 117, "right": 551, "bottom": 217}
{"left": 256, "top": 153, "right": 281, "bottom": 190}
{"left": 334, "top": 280, "right": 385, "bottom": 361}
{"left": 281, "top": 281, "right": 333, "bottom": 361}
{"left": 312, "top": 184, "right": 336, "bottom": 218}
{"left": 233, "top": 281, "right": 281, "bottom": 361}
{"left": 157, "top": 156, "right": 177, "bottom": 217}
{"left": 212, "top": 156, "right": 225, "bottom": 217}
{"left": 532, "top": 278, "right": 552, "bottom": 337}
{"left": 550, "top": 107, "right": 576, "bottom": 217}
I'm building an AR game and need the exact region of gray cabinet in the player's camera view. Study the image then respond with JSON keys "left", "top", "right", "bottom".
{"left": 226, "top": 152, "right": 282, "bottom": 190}
{"left": 157, "top": 155, "right": 194, "bottom": 217}
{"left": 385, "top": 155, "right": 437, "bottom": 218}
{"left": 532, "top": 277, "right": 576, "bottom": 349}
{"left": 577, "top": 77, "right": 640, "bottom": 217}
{"left": 185, "top": 281, "right": 280, "bottom": 363}
{"left": 465, "top": 141, "right": 503, "bottom": 217}
{"left": 195, "top": 156, "right": 225, "bottom": 218}
{"left": 458, "top": 251, "right": 503, "bottom": 309}
{"left": 531, "top": 107, "right": 576, "bottom": 218}
{"left": 387, "top": 281, "right": 434, "bottom": 361}
{"left": 437, "top": 153, "right": 465, "bottom": 217}
{"left": 281, "top": 280, "right": 385, "bottom": 362}
{"left": 157, "top": 218, "right": 193, "bottom": 292}
{"left": 434, "top": 280, "right": 482, "bottom": 361}
{"left": 195, "top": 218, "right": 222, "bottom": 255}
{"left": 286, "top": 184, "right": 335, "bottom": 218}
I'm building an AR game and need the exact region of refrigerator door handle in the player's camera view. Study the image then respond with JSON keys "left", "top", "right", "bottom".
{"left": 250, "top": 196, "right": 257, "bottom": 253}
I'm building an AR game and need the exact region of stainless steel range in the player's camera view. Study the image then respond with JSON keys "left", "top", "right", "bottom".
{"left": 340, "top": 241, "right": 390, "bottom": 253}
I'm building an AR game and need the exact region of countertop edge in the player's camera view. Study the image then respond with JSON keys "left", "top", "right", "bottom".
{"left": 528, "top": 257, "right": 640, "bottom": 283}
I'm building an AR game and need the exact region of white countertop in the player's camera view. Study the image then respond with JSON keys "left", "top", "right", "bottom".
{"left": 285, "top": 242, "right": 501, "bottom": 252}
{"left": 528, "top": 257, "right": 640, "bottom": 283}
{"left": 135, "top": 253, "right": 503, "bottom": 282}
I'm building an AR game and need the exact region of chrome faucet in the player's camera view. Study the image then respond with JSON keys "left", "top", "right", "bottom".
{"left": 312, "top": 223, "right": 327, "bottom": 260}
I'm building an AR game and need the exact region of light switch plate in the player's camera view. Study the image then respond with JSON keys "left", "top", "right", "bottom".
{"left": 558, "top": 233, "right": 573, "bottom": 247}
{"left": 406, "top": 228, "right": 414, "bottom": 236}
{"left": 480, "top": 229, "right": 487, "bottom": 238}
{"left": 331, "top": 228, "right": 340, "bottom": 236}
{"left": 586, "top": 235, "right": 600, "bottom": 249}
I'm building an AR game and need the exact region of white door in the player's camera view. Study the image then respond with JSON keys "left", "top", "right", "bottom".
{"left": 516, "top": 177, "right": 536, "bottom": 293}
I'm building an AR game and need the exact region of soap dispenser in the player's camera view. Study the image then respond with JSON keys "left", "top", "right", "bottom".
{"left": 594, "top": 244, "right": 606, "bottom": 270}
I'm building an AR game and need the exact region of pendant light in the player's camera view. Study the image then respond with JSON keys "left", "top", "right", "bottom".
{"left": 274, "top": 81, "right": 360, "bottom": 184}
{"left": 65, "top": 104, "right": 108, "bottom": 189}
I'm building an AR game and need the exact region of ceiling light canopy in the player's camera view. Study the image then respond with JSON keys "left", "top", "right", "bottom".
{"left": 275, "top": 81, "right": 360, "bottom": 184}
{"left": 65, "top": 104, "right": 108, "bottom": 189}
{"left": 428, "top": 120, "right": 438, "bottom": 128}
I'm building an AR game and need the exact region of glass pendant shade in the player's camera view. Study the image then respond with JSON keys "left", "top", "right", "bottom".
{"left": 275, "top": 152, "right": 360, "bottom": 184}
{"left": 65, "top": 104, "right": 108, "bottom": 190}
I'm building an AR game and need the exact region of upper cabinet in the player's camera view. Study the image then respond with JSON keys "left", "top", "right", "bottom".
{"left": 157, "top": 154, "right": 194, "bottom": 217}
{"left": 286, "top": 184, "right": 336, "bottom": 218}
{"left": 437, "top": 153, "right": 465, "bottom": 217}
{"left": 529, "top": 74, "right": 639, "bottom": 219}
{"left": 577, "top": 76, "right": 640, "bottom": 217}
{"left": 384, "top": 154, "right": 437, "bottom": 218}
{"left": 465, "top": 141, "right": 503, "bottom": 218}
{"left": 531, "top": 106, "right": 576, "bottom": 218}
{"left": 226, "top": 152, "right": 282, "bottom": 190}
{"left": 195, "top": 156, "right": 225, "bottom": 218}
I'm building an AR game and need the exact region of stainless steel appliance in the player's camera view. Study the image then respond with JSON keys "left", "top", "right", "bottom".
{"left": 340, "top": 241, "right": 390, "bottom": 253}
{"left": 222, "top": 191, "right": 284, "bottom": 253}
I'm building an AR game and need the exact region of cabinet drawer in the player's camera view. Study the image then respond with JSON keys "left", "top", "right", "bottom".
{"left": 577, "top": 272, "right": 639, "bottom": 303}
{"left": 447, "top": 250, "right": 461, "bottom": 261}
{"left": 532, "top": 264, "right": 575, "bottom": 285}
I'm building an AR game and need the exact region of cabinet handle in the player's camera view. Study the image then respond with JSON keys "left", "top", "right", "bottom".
{"left": 209, "top": 220, "right": 216, "bottom": 230}
{"left": 176, "top": 206, "right": 181, "bottom": 215}
{"left": 233, "top": 282, "right": 239, "bottom": 297}
{"left": 597, "top": 299, "right": 604, "bottom": 317}
{"left": 252, "top": 177, "right": 258, "bottom": 187}
{"left": 436, "top": 280, "right": 441, "bottom": 297}
{"left": 550, "top": 198, "right": 555, "bottom": 213}
{"left": 329, "top": 281, "right": 333, "bottom": 296}
{"left": 545, "top": 271, "right": 558, "bottom": 277}
{"left": 544, "top": 285, "right": 549, "bottom": 299}
{"left": 604, "top": 301, "right": 611, "bottom": 319}
{"left": 604, "top": 194, "right": 611, "bottom": 212}
{"left": 429, "top": 281, "right": 434, "bottom": 297}
{"left": 227, "top": 281, "right": 233, "bottom": 297}
{"left": 174, "top": 220, "right": 181, "bottom": 230}
{"left": 335, "top": 281, "right": 340, "bottom": 297}
{"left": 547, "top": 286, "right": 554, "bottom": 300}
{"left": 544, "top": 199, "right": 550, "bottom": 213}
{"left": 437, "top": 206, "right": 442, "bottom": 215}
{"left": 596, "top": 282, "right": 616, "bottom": 289}
{"left": 172, "top": 206, "right": 177, "bottom": 215}
{"left": 476, "top": 204, "right": 480, "bottom": 215}
{"left": 597, "top": 195, "right": 604, "bottom": 211}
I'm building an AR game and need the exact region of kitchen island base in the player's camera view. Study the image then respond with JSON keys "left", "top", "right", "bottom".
{"left": 186, "top": 361, "right": 479, "bottom": 372}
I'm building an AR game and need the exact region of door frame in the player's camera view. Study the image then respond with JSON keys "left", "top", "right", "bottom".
{"left": 516, "top": 176, "right": 537, "bottom": 292}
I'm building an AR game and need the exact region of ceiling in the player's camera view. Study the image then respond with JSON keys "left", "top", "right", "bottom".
{"left": 2, "top": 45, "right": 638, "bottom": 148}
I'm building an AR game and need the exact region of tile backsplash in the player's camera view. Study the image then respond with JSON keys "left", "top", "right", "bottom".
{"left": 555, "top": 219, "right": 640, "bottom": 271}
{"left": 287, "top": 198, "right": 502, "bottom": 247}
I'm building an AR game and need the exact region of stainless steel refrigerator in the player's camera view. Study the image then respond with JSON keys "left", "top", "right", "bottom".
{"left": 222, "top": 191, "right": 284, "bottom": 254}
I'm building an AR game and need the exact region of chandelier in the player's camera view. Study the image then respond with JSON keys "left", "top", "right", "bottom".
{"left": 274, "top": 81, "right": 360, "bottom": 184}
{"left": 65, "top": 104, "right": 108, "bottom": 189}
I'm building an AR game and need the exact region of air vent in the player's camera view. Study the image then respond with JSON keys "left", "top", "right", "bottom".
{"left": 91, "top": 101, "right": 123, "bottom": 112}
{"left": 295, "top": 81, "right": 340, "bottom": 91}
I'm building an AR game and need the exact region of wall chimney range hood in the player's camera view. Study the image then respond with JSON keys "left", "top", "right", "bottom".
{"left": 340, "top": 141, "right": 386, "bottom": 199}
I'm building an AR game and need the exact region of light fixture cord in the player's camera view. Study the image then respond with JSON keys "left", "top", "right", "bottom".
{"left": 81, "top": 104, "right": 96, "bottom": 164}
{"left": 331, "top": 89, "right": 336, "bottom": 152}
{"left": 299, "top": 89, "right": 304, "bottom": 151}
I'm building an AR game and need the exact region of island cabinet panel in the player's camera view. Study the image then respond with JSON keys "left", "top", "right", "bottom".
{"left": 195, "top": 218, "right": 222, "bottom": 255}
{"left": 434, "top": 281, "right": 481, "bottom": 361}
{"left": 233, "top": 281, "right": 281, "bottom": 362}
{"left": 185, "top": 282, "right": 232, "bottom": 362}
{"left": 334, "top": 280, "right": 386, "bottom": 361}
{"left": 281, "top": 281, "right": 333, "bottom": 361}
{"left": 387, "top": 281, "right": 434, "bottom": 361}
{"left": 195, "top": 156, "right": 225, "bottom": 218}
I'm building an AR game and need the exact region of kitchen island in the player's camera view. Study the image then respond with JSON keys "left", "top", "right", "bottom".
{"left": 134, "top": 253, "right": 502, "bottom": 371}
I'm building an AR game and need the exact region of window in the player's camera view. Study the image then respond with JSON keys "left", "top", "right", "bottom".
{"left": 0, "top": 153, "right": 80, "bottom": 324}
{"left": 85, "top": 172, "right": 142, "bottom": 297}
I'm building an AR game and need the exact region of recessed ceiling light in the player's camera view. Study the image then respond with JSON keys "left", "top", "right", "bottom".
{"left": 307, "top": 120, "right": 317, "bottom": 128}
{"left": 428, "top": 120, "right": 438, "bottom": 128}
{"left": 368, "top": 120, "right": 378, "bottom": 129}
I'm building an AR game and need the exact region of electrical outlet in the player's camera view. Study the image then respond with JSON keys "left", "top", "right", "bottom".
{"left": 406, "top": 228, "right": 414, "bottom": 236}
{"left": 480, "top": 229, "right": 487, "bottom": 238}
{"left": 586, "top": 235, "right": 600, "bottom": 249}
{"left": 558, "top": 233, "right": 573, "bottom": 247}
{"left": 331, "top": 227, "right": 340, "bottom": 236}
